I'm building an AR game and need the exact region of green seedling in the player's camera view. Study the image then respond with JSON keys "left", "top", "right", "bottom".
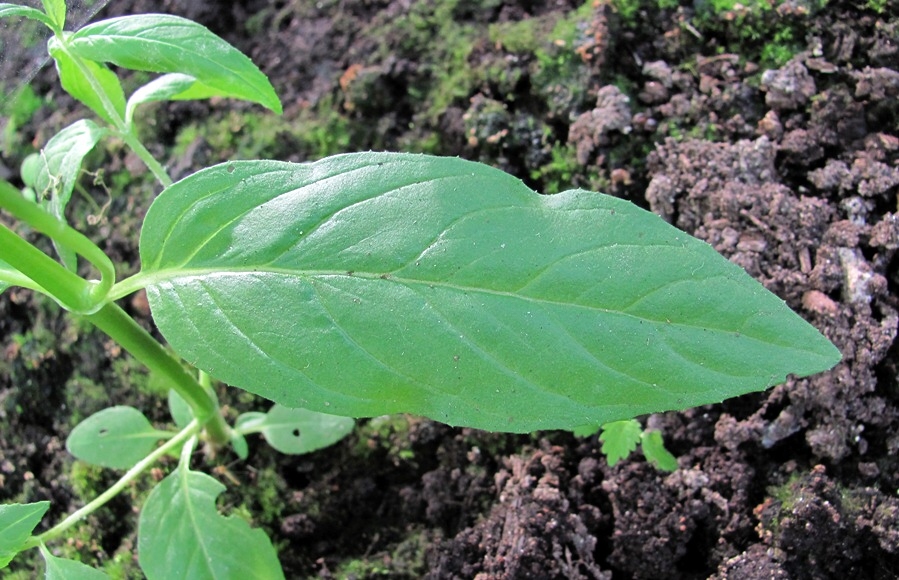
{"left": 0, "top": 1, "right": 841, "bottom": 578}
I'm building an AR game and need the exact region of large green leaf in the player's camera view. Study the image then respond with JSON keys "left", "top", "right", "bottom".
{"left": 66, "top": 14, "right": 281, "bottom": 114}
{"left": 138, "top": 465, "right": 284, "bottom": 580}
{"left": 131, "top": 153, "right": 841, "bottom": 433}
{"left": 0, "top": 501, "right": 49, "bottom": 568}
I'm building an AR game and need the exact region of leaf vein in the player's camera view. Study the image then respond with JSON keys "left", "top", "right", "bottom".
{"left": 309, "top": 277, "right": 449, "bottom": 403}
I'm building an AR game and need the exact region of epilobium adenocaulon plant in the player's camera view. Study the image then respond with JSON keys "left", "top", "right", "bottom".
{"left": 0, "top": 1, "right": 841, "bottom": 577}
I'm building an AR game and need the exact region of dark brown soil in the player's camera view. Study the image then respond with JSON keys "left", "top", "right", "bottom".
{"left": 2, "top": 0, "right": 898, "bottom": 578}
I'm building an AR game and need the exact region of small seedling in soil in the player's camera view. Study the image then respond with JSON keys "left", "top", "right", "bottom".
{"left": 0, "top": 1, "right": 841, "bottom": 577}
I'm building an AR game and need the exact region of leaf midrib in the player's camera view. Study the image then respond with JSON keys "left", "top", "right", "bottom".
{"left": 120, "top": 265, "right": 779, "bottom": 341}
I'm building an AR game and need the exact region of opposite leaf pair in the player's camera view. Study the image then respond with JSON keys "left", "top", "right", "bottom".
{"left": 67, "top": 402, "right": 354, "bottom": 468}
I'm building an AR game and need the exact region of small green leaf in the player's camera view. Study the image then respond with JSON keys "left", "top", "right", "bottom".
{"left": 238, "top": 405, "right": 355, "bottom": 455}
{"left": 21, "top": 187, "right": 37, "bottom": 203}
{"left": 132, "top": 153, "right": 841, "bottom": 433}
{"left": 232, "top": 414, "right": 262, "bottom": 458}
{"left": 599, "top": 420, "right": 642, "bottom": 466}
{"left": 48, "top": 39, "right": 126, "bottom": 125}
{"left": 66, "top": 406, "right": 170, "bottom": 469}
{"left": 572, "top": 424, "right": 601, "bottom": 437}
{"left": 641, "top": 430, "right": 678, "bottom": 472}
{"left": 167, "top": 389, "right": 193, "bottom": 430}
{"left": 125, "top": 73, "right": 225, "bottom": 126}
{"left": 68, "top": 14, "right": 281, "bottom": 113}
{"left": 52, "top": 242, "right": 78, "bottom": 273}
{"left": 230, "top": 431, "right": 249, "bottom": 460}
{"left": 0, "top": 4, "right": 55, "bottom": 28}
{"left": 40, "top": 0, "right": 64, "bottom": 30}
{"left": 30, "top": 120, "right": 106, "bottom": 214}
{"left": 29, "top": 118, "right": 106, "bottom": 269}
{"left": 138, "top": 465, "right": 284, "bottom": 580}
{"left": 0, "top": 501, "right": 50, "bottom": 568}
{"left": 235, "top": 412, "right": 266, "bottom": 432}
{"left": 40, "top": 545, "right": 108, "bottom": 580}
{"left": 20, "top": 153, "right": 42, "bottom": 189}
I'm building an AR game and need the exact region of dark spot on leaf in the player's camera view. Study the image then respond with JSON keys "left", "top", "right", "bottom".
{"left": 226, "top": 164, "right": 235, "bottom": 173}
{"left": 292, "top": 428, "right": 301, "bottom": 438}
{"left": 98, "top": 428, "right": 109, "bottom": 436}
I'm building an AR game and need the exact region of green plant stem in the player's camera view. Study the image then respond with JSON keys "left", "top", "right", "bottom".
{"left": 23, "top": 419, "right": 202, "bottom": 549}
{"left": 0, "top": 184, "right": 230, "bottom": 446}
{"left": 84, "top": 302, "right": 232, "bottom": 446}
{"left": 0, "top": 222, "right": 94, "bottom": 311}
{"left": 180, "top": 432, "right": 199, "bottom": 467}
{"left": 0, "top": 180, "right": 113, "bottom": 308}
{"left": 119, "top": 130, "right": 173, "bottom": 187}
